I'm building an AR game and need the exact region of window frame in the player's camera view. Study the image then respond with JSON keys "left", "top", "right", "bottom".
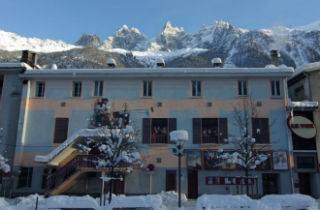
{"left": 53, "top": 117, "right": 69, "bottom": 144}
{"left": 270, "top": 80, "right": 281, "bottom": 97}
{"left": 142, "top": 80, "right": 152, "bottom": 97}
{"left": 72, "top": 81, "right": 82, "bottom": 97}
{"left": 237, "top": 80, "right": 248, "bottom": 97}
{"left": 193, "top": 118, "right": 228, "bottom": 144}
{"left": 93, "top": 80, "right": 104, "bottom": 97}
{"left": 191, "top": 80, "right": 202, "bottom": 97}
{"left": 35, "top": 81, "right": 45, "bottom": 98}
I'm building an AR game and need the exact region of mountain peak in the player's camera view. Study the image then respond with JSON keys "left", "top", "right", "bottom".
{"left": 75, "top": 34, "right": 102, "bottom": 47}
{"left": 161, "top": 21, "right": 185, "bottom": 36}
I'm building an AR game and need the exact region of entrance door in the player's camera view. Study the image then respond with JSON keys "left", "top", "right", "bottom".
{"left": 187, "top": 169, "right": 198, "bottom": 199}
{"left": 298, "top": 173, "right": 311, "bottom": 195}
{"left": 166, "top": 170, "right": 176, "bottom": 191}
{"left": 262, "top": 173, "right": 279, "bottom": 195}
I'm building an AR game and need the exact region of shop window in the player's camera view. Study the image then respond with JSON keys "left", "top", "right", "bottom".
{"left": 142, "top": 118, "right": 176, "bottom": 144}
{"left": 296, "top": 155, "right": 317, "bottom": 169}
{"left": 17, "top": 167, "right": 33, "bottom": 188}
{"left": 193, "top": 118, "right": 228, "bottom": 144}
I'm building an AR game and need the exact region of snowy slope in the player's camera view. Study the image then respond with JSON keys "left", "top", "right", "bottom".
{"left": 0, "top": 30, "right": 79, "bottom": 52}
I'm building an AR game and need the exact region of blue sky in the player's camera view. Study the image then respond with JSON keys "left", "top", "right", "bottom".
{"left": 1, "top": 0, "right": 320, "bottom": 43}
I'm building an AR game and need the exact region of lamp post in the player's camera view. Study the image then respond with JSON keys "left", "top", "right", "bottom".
{"left": 170, "top": 130, "right": 188, "bottom": 209}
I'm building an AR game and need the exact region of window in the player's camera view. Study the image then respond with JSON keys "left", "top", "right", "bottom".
{"left": 143, "top": 81, "right": 152, "bottom": 97}
{"left": 94, "top": 81, "right": 103, "bottom": 97}
{"left": 142, "top": 118, "right": 176, "bottom": 144}
{"left": 192, "top": 80, "right": 202, "bottom": 97}
{"left": 17, "top": 167, "right": 33, "bottom": 188}
{"left": 53, "top": 118, "right": 69, "bottom": 143}
{"left": 296, "top": 155, "right": 317, "bottom": 169}
{"left": 252, "top": 118, "right": 270, "bottom": 143}
{"left": 35, "top": 81, "right": 45, "bottom": 97}
{"left": 270, "top": 80, "right": 281, "bottom": 96}
{"left": 238, "top": 80, "right": 248, "bottom": 96}
{"left": 72, "top": 81, "right": 82, "bottom": 97}
{"left": 41, "top": 168, "right": 49, "bottom": 189}
{"left": 193, "top": 118, "right": 228, "bottom": 144}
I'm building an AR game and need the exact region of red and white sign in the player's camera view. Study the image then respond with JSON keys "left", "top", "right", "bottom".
{"left": 205, "top": 176, "right": 255, "bottom": 185}
{"left": 289, "top": 116, "right": 316, "bottom": 139}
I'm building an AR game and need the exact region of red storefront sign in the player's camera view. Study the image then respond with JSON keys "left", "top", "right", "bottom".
{"left": 205, "top": 176, "right": 255, "bottom": 185}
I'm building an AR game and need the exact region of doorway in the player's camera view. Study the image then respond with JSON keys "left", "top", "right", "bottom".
{"left": 166, "top": 170, "right": 176, "bottom": 191}
{"left": 262, "top": 173, "right": 279, "bottom": 195}
{"left": 298, "top": 173, "right": 311, "bottom": 195}
{"left": 187, "top": 169, "right": 198, "bottom": 199}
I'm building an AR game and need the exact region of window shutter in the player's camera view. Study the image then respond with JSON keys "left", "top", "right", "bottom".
{"left": 193, "top": 118, "right": 202, "bottom": 144}
{"left": 252, "top": 118, "right": 269, "bottom": 143}
{"left": 218, "top": 118, "right": 228, "bottom": 143}
{"left": 53, "top": 118, "right": 69, "bottom": 144}
{"left": 142, "top": 118, "right": 151, "bottom": 144}
{"left": 168, "top": 118, "right": 177, "bottom": 143}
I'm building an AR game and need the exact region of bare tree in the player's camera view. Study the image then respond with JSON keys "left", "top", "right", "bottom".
{"left": 218, "top": 98, "right": 269, "bottom": 195}
{"left": 77, "top": 99, "right": 141, "bottom": 204}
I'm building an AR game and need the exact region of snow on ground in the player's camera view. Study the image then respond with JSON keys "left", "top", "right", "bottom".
{"left": 0, "top": 192, "right": 319, "bottom": 210}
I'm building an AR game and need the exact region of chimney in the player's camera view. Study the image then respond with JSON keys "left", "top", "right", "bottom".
{"left": 21, "top": 50, "right": 37, "bottom": 68}
{"left": 211, "top": 57, "right": 223, "bottom": 68}
{"left": 270, "top": 50, "right": 281, "bottom": 66}
{"left": 156, "top": 58, "right": 165, "bottom": 67}
{"left": 106, "top": 58, "right": 116, "bottom": 68}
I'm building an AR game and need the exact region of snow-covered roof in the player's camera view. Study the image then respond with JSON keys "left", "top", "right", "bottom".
{"left": 292, "top": 62, "right": 320, "bottom": 77}
{"left": 21, "top": 67, "right": 294, "bottom": 79}
{"left": 34, "top": 128, "right": 109, "bottom": 163}
{"left": 288, "top": 101, "right": 318, "bottom": 110}
{"left": 0, "top": 62, "right": 32, "bottom": 70}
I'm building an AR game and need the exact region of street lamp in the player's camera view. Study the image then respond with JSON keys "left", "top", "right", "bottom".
{"left": 170, "top": 130, "right": 188, "bottom": 209}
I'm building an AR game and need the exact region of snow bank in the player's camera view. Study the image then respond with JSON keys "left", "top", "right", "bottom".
{"left": 196, "top": 194, "right": 272, "bottom": 210}
{"left": 1, "top": 193, "right": 319, "bottom": 210}
{"left": 261, "top": 194, "right": 318, "bottom": 210}
{"left": 109, "top": 194, "right": 163, "bottom": 210}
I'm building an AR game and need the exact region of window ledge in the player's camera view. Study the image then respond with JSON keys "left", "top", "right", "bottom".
{"left": 238, "top": 95, "right": 248, "bottom": 98}
{"left": 141, "top": 96, "right": 153, "bottom": 99}
{"left": 189, "top": 96, "right": 203, "bottom": 99}
{"left": 270, "top": 96, "right": 283, "bottom": 99}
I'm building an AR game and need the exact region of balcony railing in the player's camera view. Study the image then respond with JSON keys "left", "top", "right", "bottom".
{"left": 151, "top": 133, "right": 168, "bottom": 144}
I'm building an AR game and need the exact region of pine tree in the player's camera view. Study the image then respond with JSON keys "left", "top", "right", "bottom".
{"left": 77, "top": 99, "right": 141, "bottom": 203}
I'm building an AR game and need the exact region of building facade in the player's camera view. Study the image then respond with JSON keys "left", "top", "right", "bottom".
{"left": 288, "top": 62, "right": 320, "bottom": 198}
{"left": 0, "top": 63, "right": 31, "bottom": 195}
{"left": 11, "top": 66, "right": 297, "bottom": 198}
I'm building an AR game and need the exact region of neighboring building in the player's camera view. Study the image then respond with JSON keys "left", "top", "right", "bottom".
{"left": 288, "top": 62, "right": 320, "bottom": 198}
{"left": 11, "top": 65, "right": 296, "bottom": 198}
{"left": 0, "top": 61, "right": 32, "bottom": 195}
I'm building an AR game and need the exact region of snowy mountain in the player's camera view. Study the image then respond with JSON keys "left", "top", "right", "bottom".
{"left": 1, "top": 20, "right": 320, "bottom": 68}
{"left": 0, "top": 30, "right": 78, "bottom": 53}
{"left": 75, "top": 34, "right": 102, "bottom": 48}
